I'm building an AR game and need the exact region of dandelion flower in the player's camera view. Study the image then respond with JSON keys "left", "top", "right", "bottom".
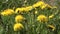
{"left": 40, "top": 4, "right": 47, "bottom": 9}
{"left": 40, "top": 4, "right": 52, "bottom": 9}
{"left": 48, "top": 25, "right": 55, "bottom": 31}
{"left": 32, "top": 1, "right": 52, "bottom": 9}
{"left": 15, "top": 15, "right": 25, "bottom": 22}
{"left": 13, "top": 23, "right": 24, "bottom": 31}
{"left": 15, "top": 7, "right": 25, "bottom": 13}
{"left": 24, "top": 6, "right": 33, "bottom": 12}
{"left": 1, "top": 9, "right": 14, "bottom": 16}
{"left": 15, "top": 6, "right": 33, "bottom": 13}
{"left": 32, "top": 1, "right": 45, "bottom": 8}
{"left": 37, "top": 15, "right": 48, "bottom": 22}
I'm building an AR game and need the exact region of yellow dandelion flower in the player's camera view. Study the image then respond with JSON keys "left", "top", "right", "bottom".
{"left": 37, "top": 15, "right": 48, "bottom": 22}
{"left": 40, "top": 4, "right": 47, "bottom": 9}
{"left": 24, "top": 6, "right": 33, "bottom": 12}
{"left": 40, "top": 4, "right": 52, "bottom": 9}
{"left": 15, "top": 15, "right": 25, "bottom": 22}
{"left": 15, "top": 6, "right": 33, "bottom": 13}
{"left": 48, "top": 25, "right": 55, "bottom": 31}
{"left": 32, "top": 1, "right": 52, "bottom": 9}
{"left": 1, "top": 9, "right": 14, "bottom": 16}
{"left": 32, "top": 1, "right": 45, "bottom": 8}
{"left": 15, "top": 7, "right": 25, "bottom": 13}
{"left": 49, "top": 14, "right": 54, "bottom": 19}
{"left": 13, "top": 23, "right": 24, "bottom": 31}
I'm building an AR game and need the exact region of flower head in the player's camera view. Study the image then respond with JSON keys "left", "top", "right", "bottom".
{"left": 13, "top": 23, "right": 24, "bottom": 31}
{"left": 40, "top": 4, "right": 52, "bottom": 9}
{"left": 1, "top": 9, "right": 14, "bottom": 16}
{"left": 24, "top": 6, "right": 33, "bottom": 12}
{"left": 15, "top": 8, "right": 25, "bottom": 13}
{"left": 32, "top": 1, "right": 45, "bottom": 8}
{"left": 37, "top": 15, "right": 48, "bottom": 22}
{"left": 15, "top": 15, "right": 25, "bottom": 22}
{"left": 48, "top": 25, "right": 55, "bottom": 31}
{"left": 40, "top": 4, "right": 47, "bottom": 9}
{"left": 15, "top": 6, "right": 33, "bottom": 13}
{"left": 32, "top": 1, "right": 52, "bottom": 9}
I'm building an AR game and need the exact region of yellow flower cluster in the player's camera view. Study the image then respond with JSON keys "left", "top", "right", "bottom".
{"left": 37, "top": 15, "right": 48, "bottom": 22}
{"left": 13, "top": 23, "right": 24, "bottom": 31}
{"left": 0, "top": 1, "right": 57, "bottom": 16}
{"left": 0, "top": 1, "right": 57, "bottom": 32}
{"left": 15, "top": 1, "right": 56, "bottom": 14}
{"left": 1, "top": 9, "right": 14, "bottom": 16}
{"left": 15, "top": 6, "right": 33, "bottom": 13}
{"left": 32, "top": 1, "right": 52, "bottom": 9}
{"left": 14, "top": 15, "right": 25, "bottom": 31}
{"left": 15, "top": 15, "right": 25, "bottom": 22}
{"left": 48, "top": 25, "right": 55, "bottom": 31}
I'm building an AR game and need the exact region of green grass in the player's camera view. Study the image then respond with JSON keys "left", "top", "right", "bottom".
{"left": 0, "top": 0, "right": 60, "bottom": 34}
